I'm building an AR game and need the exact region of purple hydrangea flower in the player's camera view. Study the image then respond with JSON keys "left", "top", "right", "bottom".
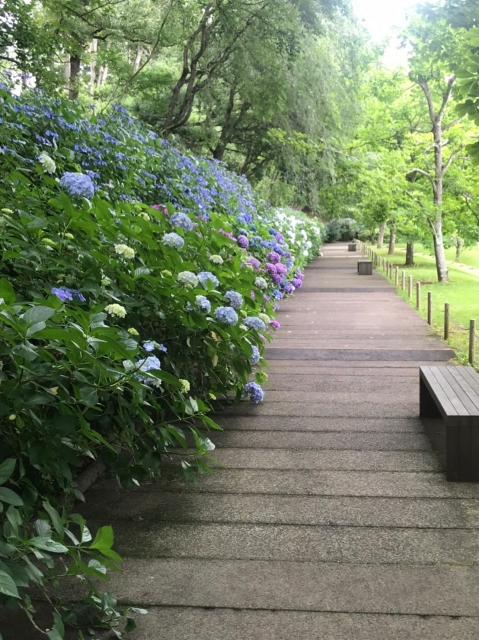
{"left": 225, "top": 290, "right": 243, "bottom": 309}
{"left": 276, "top": 263, "right": 288, "bottom": 275}
{"left": 267, "top": 252, "right": 281, "bottom": 264}
{"left": 264, "top": 263, "right": 277, "bottom": 274}
{"left": 245, "top": 257, "right": 261, "bottom": 271}
{"left": 292, "top": 278, "right": 303, "bottom": 288}
{"left": 271, "top": 273, "right": 283, "bottom": 285}
{"left": 59, "top": 172, "right": 95, "bottom": 199}
{"left": 214, "top": 306, "right": 238, "bottom": 326}
{"left": 244, "top": 381, "right": 264, "bottom": 404}
{"left": 270, "top": 320, "right": 281, "bottom": 330}
{"left": 237, "top": 235, "right": 249, "bottom": 249}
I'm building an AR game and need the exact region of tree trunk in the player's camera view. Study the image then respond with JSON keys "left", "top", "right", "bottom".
{"left": 388, "top": 229, "right": 396, "bottom": 255}
{"left": 377, "top": 222, "right": 385, "bottom": 249}
{"left": 133, "top": 46, "right": 144, "bottom": 74}
{"left": 89, "top": 39, "right": 98, "bottom": 96}
{"left": 405, "top": 241, "right": 414, "bottom": 266}
{"left": 454, "top": 238, "right": 464, "bottom": 262}
{"left": 432, "top": 120, "right": 449, "bottom": 283}
{"left": 433, "top": 222, "right": 448, "bottom": 282}
{"left": 69, "top": 53, "right": 81, "bottom": 100}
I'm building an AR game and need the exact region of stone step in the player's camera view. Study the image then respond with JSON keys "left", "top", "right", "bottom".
{"left": 90, "top": 469, "right": 479, "bottom": 499}
{"left": 81, "top": 492, "right": 479, "bottom": 529}
{"left": 210, "top": 431, "right": 431, "bottom": 452}
{"left": 212, "top": 416, "right": 425, "bottom": 432}
{"left": 104, "top": 558, "right": 479, "bottom": 616}
{"left": 206, "top": 449, "right": 439, "bottom": 471}
{"left": 119, "top": 607, "right": 479, "bottom": 640}
{"left": 105, "top": 522, "right": 479, "bottom": 566}
{"left": 219, "top": 401, "right": 417, "bottom": 418}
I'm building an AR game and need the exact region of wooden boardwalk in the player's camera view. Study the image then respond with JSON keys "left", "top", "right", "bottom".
{"left": 81, "top": 244, "right": 479, "bottom": 639}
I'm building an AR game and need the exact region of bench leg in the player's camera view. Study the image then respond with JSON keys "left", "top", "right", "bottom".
{"left": 447, "top": 425, "right": 479, "bottom": 482}
{"left": 419, "top": 377, "right": 442, "bottom": 418}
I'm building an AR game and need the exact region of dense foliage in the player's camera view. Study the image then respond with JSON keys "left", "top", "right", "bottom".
{"left": 1, "top": 0, "right": 367, "bottom": 210}
{"left": 0, "top": 83, "right": 322, "bottom": 636}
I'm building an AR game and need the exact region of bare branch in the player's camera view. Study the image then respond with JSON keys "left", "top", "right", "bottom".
{"left": 443, "top": 145, "right": 466, "bottom": 175}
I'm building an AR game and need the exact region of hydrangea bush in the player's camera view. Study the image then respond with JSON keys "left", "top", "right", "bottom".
{"left": 0, "top": 82, "right": 323, "bottom": 636}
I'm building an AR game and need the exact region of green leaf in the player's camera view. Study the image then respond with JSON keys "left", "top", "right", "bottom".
{"left": 0, "top": 279, "right": 15, "bottom": 305}
{"left": 22, "top": 306, "right": 55, "bottom": 326}
{"left": 0, "top": 488, "right": 23, "bottom": 507}
{"left": 89, "top": 526, "right": 113, "bottom": 552}
{"left": 0, "top": 569, "right": 20, "bottom": 599}
{"left": 30, "top": 537, "right": 69, "bottom": 554}
{"left": 79, "top": 386, "right": 98, "bottom": 407}
{"left": 46, "top": 613, "right": 64, "bottom": 640}
{"left": 42, "top": 501, "right": 64, "bottom": 538}
{"left": 0, "top": 459, "right": 16, "bottom": 486}
{"left": 34, "top": 520, "right": 52, "bottom": 537}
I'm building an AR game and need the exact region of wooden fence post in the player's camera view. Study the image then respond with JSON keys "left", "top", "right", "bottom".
{"left": 395, "top": 266, "right": 399, "bottom": 288}
{"left": 401, "top": 270, "right": 405, "bottom": 290}
{"left": 408, "top": 276, "right": 412, "bottom": 299}
{"left": 427, "top": 292, "right": 432, "bottom": 325}
{"left": 416, "top": 282, "right": 421, "bottom": 310}
{"left": 470, "top": 320, "right": 476, "bottom": 365}
{"left": 444, "top": 303, "right": 449, "bottom": 341}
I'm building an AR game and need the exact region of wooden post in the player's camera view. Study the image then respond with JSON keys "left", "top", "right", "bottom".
{"left": 470, "top": 319, "right": 476, "bottom": 365}
{"left": 401, "top": 270, "right": 405, "bottom": 290}
{"left": 408, "top": 276, "right": 412, "bottom": 299}
{"left": 395, "top": 266, "right": 399, "bottom": 288}
{"left": 444, "top": 303, "right": 449, "bottom": 341}
{"left": 427, "top": 292, "right": 432, "bottom": 325}
{"left": 416, "top": 282, "right": 421, "bottom": 310}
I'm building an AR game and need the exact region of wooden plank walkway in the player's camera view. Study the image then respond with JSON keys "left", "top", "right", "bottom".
{"left": 80, "top": 244, "right": 479, "bottom": 638}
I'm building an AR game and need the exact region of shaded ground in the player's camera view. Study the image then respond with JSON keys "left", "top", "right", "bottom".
{"left": 6, "top": 243, "right": 479, "bottom": 639}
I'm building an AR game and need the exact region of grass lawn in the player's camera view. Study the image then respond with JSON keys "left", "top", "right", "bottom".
{"left": 374, "top": 246, "right": 479, "bottom": 365}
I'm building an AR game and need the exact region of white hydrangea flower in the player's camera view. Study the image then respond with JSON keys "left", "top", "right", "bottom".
{"left": 254, "top": 277, "right": 268, "bottom": 290}
{"left": 179, "top": 379, "right": 190, "bottom": 393}
{"left": 178, "top": 271, "right": 198, "bottom": 287}
{"left": 105, "top": 304, "right": 127, "bottom": 318}
{"left": 210, "top": 255, "right": 224, "bottom": 265}
{"left": 39, "top": 151, "right": 56, "bottom": 174}
{"left": 115, "top": 244, "right": 135, "bottom": 259}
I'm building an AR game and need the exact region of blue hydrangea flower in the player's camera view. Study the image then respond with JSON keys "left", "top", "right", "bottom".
{"left": 59, "top": 173, "right": 95, "bottom": 199}
{"left": 214, "top": 306, "right": 238, "bottom": 326}
{"left": 225, "top": 290, "right": 243, "bottom": 310}
{"left": 198, "top": 272, "right": 219, "bottom": 288}
{"left": 244, "top": 381, "right": 264, "bottom": 404}
{"left": 170, "top": 212, "right": 194, "bottom": 232}
{"left": 143, "top": 341, "right": 155, "bottom": 352}
{"left": 136, "top": 355, "right": 162, "bottom": 387}
{"left": 51, "top": 287, "right": 72, "bottom": 302}
{"left": 51, "top": 287, "right": 85, "bottom": 302}
{"left": 162, "top": 232, "right": 184, "bottom": 249}
{"left": 244, "top": 316, "right": 266, "bottom": 331}
{"left": 250, "top": 345, "right": 260, "bottom": 365}
{"left": 187, "top": 295, "right": 211, "bottom": 314}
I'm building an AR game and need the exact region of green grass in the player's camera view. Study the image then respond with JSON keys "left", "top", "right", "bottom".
{"left": 374, "top": 246, "right": 479, "bottom": 365}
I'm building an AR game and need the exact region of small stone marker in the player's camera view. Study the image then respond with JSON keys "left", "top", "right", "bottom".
{"left": 357, "top": 260, "right": 373, "bottom": 275}
{"left": 348, "top": 243, "right": 357, "bottom": 252}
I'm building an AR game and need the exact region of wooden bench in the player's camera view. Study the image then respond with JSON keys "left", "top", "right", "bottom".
{"left": 357, "top": 260, "right": 372, "bottom": 275}
{"left": 420, "top": 366, "right": 479, "bottom": 481}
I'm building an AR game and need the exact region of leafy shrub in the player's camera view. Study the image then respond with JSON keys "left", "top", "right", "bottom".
{"left": 0, "top": 82, "right": 322, "bottom": 636}
{"left": 324, "top": 217, "right": 360, "bottom": 243}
